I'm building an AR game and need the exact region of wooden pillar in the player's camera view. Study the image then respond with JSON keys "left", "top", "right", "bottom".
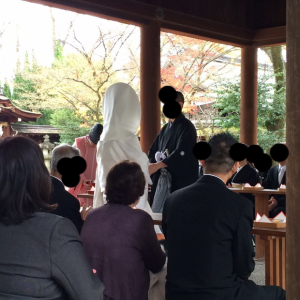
{"left": 140, "top": 20, "right": 161, "bottom": 153}
{"left": 240, "top": 46, "right": 258, "bottom": 145}
{"left": 286, "top": 0, "right": 300, "bottom": 298}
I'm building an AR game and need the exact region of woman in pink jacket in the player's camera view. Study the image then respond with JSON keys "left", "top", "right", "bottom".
{"left": 68, "top": 123, "right": 103, "bottom": 206}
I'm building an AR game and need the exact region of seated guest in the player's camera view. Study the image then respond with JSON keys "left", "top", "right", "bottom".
{"left": 227, "top": 147, "right": 260, "bottom": 218}
{"left": 0, "top": 136, "right": 104, "bottom": 299}
{"left": 162, "top": 133, "right": 286, "bottom": 300}
{"left": 258, "top": 170, "right": 268, "bottom": 184}
{"left": 263, "top": 157, "right": 287, "bottom": 218}
{"left": 81, "top": 160, "right": 166, "bottom": 300}
{"left": 50, "top": 143, "right": 92, "bottom": 233}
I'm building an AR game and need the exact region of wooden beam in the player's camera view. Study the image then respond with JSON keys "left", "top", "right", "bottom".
{"left": 161, "top": 25, "right": 252, "bottom": 47}
{"left": 253, "top": 26, "right": 286, "bottom": 47}
{"left": 161, "top": 9, "right": 253, "bottom": 47}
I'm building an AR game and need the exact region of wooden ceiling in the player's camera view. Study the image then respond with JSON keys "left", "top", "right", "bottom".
{"left": 25, "top": 0, "right": 286, "bottom": 46}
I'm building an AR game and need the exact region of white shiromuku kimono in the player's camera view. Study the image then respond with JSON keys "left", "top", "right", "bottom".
{"left": 93, "top": 82, "right": 157, "bottom": 216}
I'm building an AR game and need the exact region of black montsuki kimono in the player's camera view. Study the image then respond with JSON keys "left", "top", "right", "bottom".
{"left": 148, "top": 113, "right": 199, "bottom": 205}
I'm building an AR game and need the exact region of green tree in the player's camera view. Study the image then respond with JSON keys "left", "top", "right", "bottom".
{"left": 212, "top": 74, "right": 285, "bottom": 151}
{"left": 261, "top": 45, "right": 286, "bottom": 134}
{"left": 29, "top": 109, "right": 53, "bottom": 125}
{"left": 12, "top": 24, "right": 137, "bottom": 125}
{"left": 50, "top": 108, "right": 90, "bottom": 144}
{"left": 2, "top": 82, "right": 11, "bottom": 98}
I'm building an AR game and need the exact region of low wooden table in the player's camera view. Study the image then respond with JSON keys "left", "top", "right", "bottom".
{"left": 151, "top": 213, "right": 163, "bottom": 225}
{"left": 77, "top": 193, "right": 94, "bottom": 199}
{"left": 229, "top": 188, "right": 286, "bottom": 259}
{"left": 252, "top": 227, "right": 286, "bottom": 289}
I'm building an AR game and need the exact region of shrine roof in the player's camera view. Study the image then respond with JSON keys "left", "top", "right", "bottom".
{"left": 0, "top": 94, "right": 41, "bottom": 123}
{"left": 10, "top": 124, "right": 61, "bottom": 135}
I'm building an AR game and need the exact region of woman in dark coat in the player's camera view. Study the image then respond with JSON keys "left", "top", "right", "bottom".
{"left": 81, "top": 161, "right": 166, "bottom": 300}
{"left": 0, "top": 136, "right": 104, "bottom": 300}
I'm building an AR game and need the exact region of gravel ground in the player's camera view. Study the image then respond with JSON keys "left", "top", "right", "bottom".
{"left": 249, "top": 259, "right": 265, "bottom": 285}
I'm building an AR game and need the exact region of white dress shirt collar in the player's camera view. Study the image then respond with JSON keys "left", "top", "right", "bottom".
{"left": 279, "top": 164, "right": 286, "bottom": 171}
{"left": 51, "top": 175, "right": 63, "bottom": 184}
{"left": 202, "top": 174, "right": 225, "bottom": 184}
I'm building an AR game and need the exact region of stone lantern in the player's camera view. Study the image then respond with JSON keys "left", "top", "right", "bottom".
{"left": 40, "top": 134, "right": 55, "bottom": 172}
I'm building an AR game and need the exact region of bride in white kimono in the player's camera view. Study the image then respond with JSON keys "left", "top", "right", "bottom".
{"left": 93, "top": 83, "right": 166, "bottom": 299}
{"left": 93, "top": 82, "right": 154, "bottom": 213}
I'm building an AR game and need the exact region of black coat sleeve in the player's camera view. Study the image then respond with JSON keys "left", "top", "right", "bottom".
{"left": 274, "top": 195, "right": 286, "bottom": 208}
{"left": 148, "top": 126, "right": 168, "bottom": 163}
{"left": 162, "top": 123, "right": 196, "bottom": 177}
{"left": 148, "top": 135, "right": 160, "bottom": 164}
{"left": 263, "top": 169, "right": 273, "bottom": 189}
{"left": 232, "top": 201, "right": 255, "bottom": 279}
{"left": 63, "top": 198, "right": 84, "bottom": 234}
{"left": 248, "top": 168, "right": 260, "bottom": 186}
{"left": 138, "top": 213, "right": 166, "bottom": 273}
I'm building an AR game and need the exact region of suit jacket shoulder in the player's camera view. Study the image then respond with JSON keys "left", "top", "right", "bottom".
{"left": 50, "top": 177, "right": 83, "bottom": 233}
{"left": 232, "top": 163, "right": 259, "bottom": 186}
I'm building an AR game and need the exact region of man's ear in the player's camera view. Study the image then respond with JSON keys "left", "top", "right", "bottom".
{"left": 179, "top": 102, "right": 184, "bottom": 109}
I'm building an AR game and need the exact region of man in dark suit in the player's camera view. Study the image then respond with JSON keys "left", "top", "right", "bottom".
{"left": 263, "top": 158, "right": 287, "bottom": 218}
{"left": 162, "top": 133, "right": 286, "bottom": 300}
{"left": 227, "top": 151, "right": 260, "bottom": 219}
{"left": 50, "top": 144, "right": 92, "bottom": 233}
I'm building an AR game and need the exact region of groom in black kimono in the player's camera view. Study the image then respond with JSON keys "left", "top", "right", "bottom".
{"left": 148, "top": 91, "right": 199, "bottom": 210}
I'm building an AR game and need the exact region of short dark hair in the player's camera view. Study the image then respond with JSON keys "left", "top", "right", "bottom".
{"left": 205, "top": 133, "right": 238, "bottom": 175}
{"left": 105, "top": 160, "right": 146, "bottom": 206}
{"left": 0, "top": 136, "right": 57, "bottom": 225}
{"left": 176, "top": 91, "right": 184, "bottom": 103}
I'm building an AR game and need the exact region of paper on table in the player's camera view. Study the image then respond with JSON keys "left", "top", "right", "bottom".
{"left": 255, "top": 212, "right": 286, "bottom": 223}
{"left": 258, "top": 214, "right": 272, "bottom": 223}
{"left": 273, "top": 211, "right": 286, "bottom": 223}
{"left": 256, "top": 213, "right": 262, "bottom": 222}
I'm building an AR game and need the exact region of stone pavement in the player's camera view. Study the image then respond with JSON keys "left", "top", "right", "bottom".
{"left": 249, "top": 259, "right": 265, "bottom": 285}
